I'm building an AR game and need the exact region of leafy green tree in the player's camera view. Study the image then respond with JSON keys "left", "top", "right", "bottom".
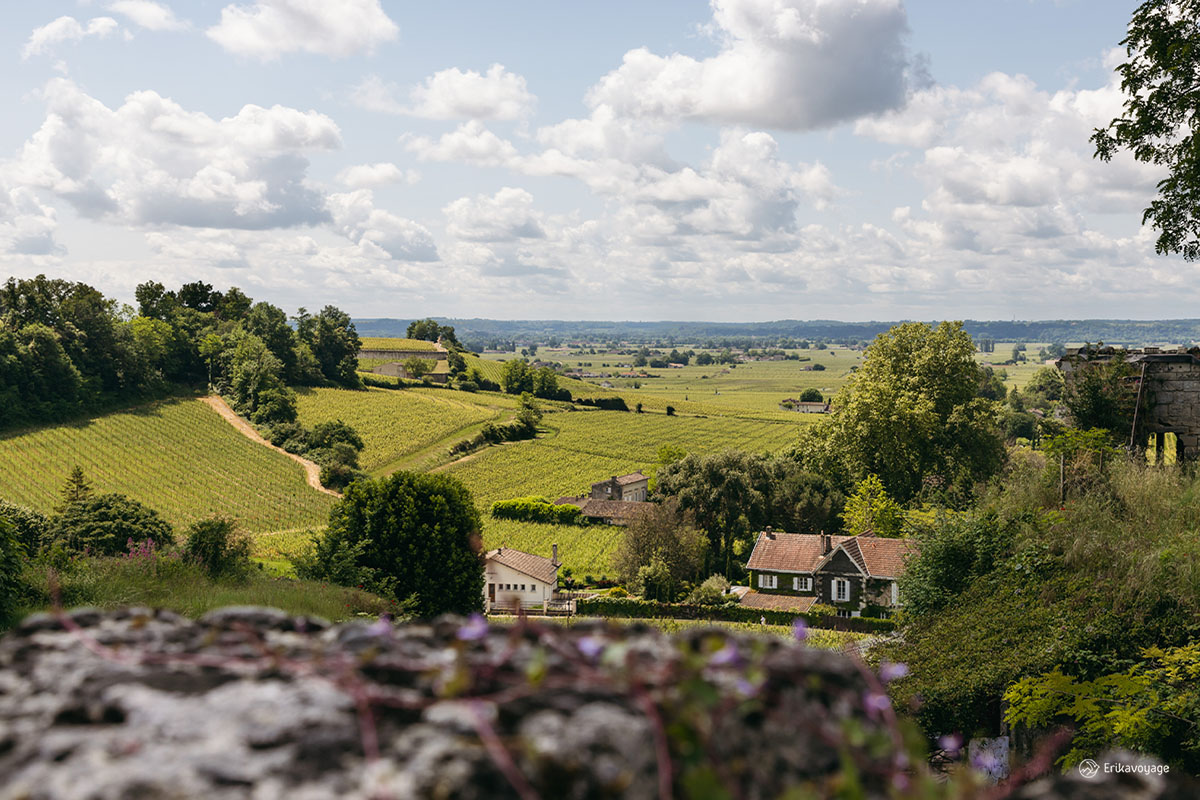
{"left": 406, "top": 318, "right": 460, "bottom": 347}
{"left": 403, "top": 356, "right": 434, "bottom": 379}
{"left": 515, "top": 393, "right": 542, "bottom": 430}
{"left": 1093, "top": 0, "right": 1200, "bottom": 260}
{"left": 51, "top": 493, "right": 175, "bottom": 555}
{"left": 794, "top": 321, "right": 1005, "bottom": 503}
{"left": 1062, "top": 354, "right": 1142, "bottom": 438}
{"left": 532, "top": 366, "right": 559, "bottom": 398}
{"left": 655, "top": 451, "right": 772, "bottom": 577}
{"left": 798, "top": 388, "right": 822, "bottom": 403}
{"left": 316, "top": 472, "right": 484, "bottom": 616}
{"left": 841, "top": 475, "right": 905, "bottom": 538}
{"left": 244, "top": 302, "right": 302, "bottom": 382}
{"left": 977, "top": 366, "right": 1007, "bottom": 401}
{"left": 768, "top": 464, "right": 845, "bottom": 535}
{"left": 500, "top": 359, "right": 533, "bottom": 394}
{"left": 134, "top": 281, "right": 178, "bottom": 319}
{"left": 299, "top": 306, "right": 361, "bottom": 388}
{"left": 612, "top": 498, "right": 707, "bottom": 594}
{"left": 685, "top": 574, "right": 733, "bottom": 606}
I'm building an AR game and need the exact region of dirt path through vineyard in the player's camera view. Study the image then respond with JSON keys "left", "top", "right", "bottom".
{"left": 199, "top": 396, "right": 341, "bottom": 498}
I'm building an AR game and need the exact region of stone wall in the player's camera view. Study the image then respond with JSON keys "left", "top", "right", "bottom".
{"left": 1, "top": 607, "right": 1191, "bottom": 799}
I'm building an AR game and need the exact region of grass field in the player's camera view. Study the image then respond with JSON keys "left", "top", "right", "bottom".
{"left": 0, "top": 398, "right": 335, "bottom": 534}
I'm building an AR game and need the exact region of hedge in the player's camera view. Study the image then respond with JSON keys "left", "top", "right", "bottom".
{"left": 492, "top": 498, "right": 584, "bottom": 525}
{"left": 574, "top": 397, "right": 630, "bottom": 411}
{"left": 575, "top": 596, "right": 896, "bottom": 634}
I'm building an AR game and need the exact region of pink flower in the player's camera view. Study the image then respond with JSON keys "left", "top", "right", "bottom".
{"left": 792, "top": 618, "right": 808, "bottom": 642}
{"left": 879, "top": 661, "right": 909, "bottom": 682}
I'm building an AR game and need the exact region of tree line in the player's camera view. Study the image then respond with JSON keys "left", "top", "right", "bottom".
{"left": 0, "top": 275, "right": 361, "bottom": 431}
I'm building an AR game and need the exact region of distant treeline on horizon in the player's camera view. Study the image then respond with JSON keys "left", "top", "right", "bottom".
{"left": 355, "top": 317, "right": 1200, "bottom": 348}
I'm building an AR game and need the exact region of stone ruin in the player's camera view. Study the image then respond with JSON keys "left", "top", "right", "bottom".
{"left": 1056, "top": 346, "right": 1200, "bottom": 460}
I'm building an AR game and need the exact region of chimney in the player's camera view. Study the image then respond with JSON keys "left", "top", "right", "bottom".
{"left": 764, "top": 526, "right": 774, "bottom": 539}
{"left": 552, "top": 543, "right": 558, "bottom": 564}
{"left": 821, "top": 532, "right": 831, "bottom": 554}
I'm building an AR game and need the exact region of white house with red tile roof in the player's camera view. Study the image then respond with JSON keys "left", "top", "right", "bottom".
{"left": 484, "top": 546, "right": 561, "bottom": 612}
{"left": 742, "top": 530, "right": 916, "bottom": 617}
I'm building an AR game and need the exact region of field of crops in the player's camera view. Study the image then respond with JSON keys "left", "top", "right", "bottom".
{"left": 0, "top": 398, "right": 335, "bottom": 533}
{"left": 294, "top": 387, "right": 508, "bottom": 472}
{"left": 360, "top": 337, "right": 441, "bottom": 351}
{"left": 542, "top": 409, "right": 799, "bottom": 462}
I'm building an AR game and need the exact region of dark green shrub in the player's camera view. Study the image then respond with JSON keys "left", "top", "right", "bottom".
{"left": 575, "top": 596, "right": 895, "bottom": 633}
{"left": 491, "top": 498, "right": 584, "bottom": 524}
{"left": 309, "top": 419, "right": 364, "bottom": 451}
{"left": 267, "top": 421, "right": 310, "bottom": 452}
{"left": 0, "top": 517, "right": 24, "bottom": 626}
{"left": 319, "top": 463, "right": 365, "bottom": 491}
{"left": 183, "top": 517, "right": 251, "bottom": 579}
{"left": 0, "top": 501, "right": 50, "bottom": 553}
{"left": 312, "top": 471, "right": 483, "bottom": 616}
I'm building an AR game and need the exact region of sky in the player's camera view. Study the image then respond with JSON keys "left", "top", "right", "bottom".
{"left": 0, "top": 0, "right": 1183, "bottom": 322}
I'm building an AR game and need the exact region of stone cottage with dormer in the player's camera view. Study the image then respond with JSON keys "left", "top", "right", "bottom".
{"left": 742, "top": 530, "right": 916, "bottom": 617}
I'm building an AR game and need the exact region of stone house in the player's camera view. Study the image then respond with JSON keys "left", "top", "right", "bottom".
{"left": 484, "top": 545, "right": 560, "bottom": 612}
{"left": 742, "top": 530, "right": 915, "bottom": 617}
{"left": 590, "top": 471, "right": 649, "bottom": 502}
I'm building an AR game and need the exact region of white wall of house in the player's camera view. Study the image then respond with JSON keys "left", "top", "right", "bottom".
{"left": 484, "top": 561, "right": 555, "bottom": 612}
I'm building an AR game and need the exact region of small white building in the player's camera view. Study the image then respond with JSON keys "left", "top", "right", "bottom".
{"left": 484, "top": 545, "right": 561, "bottom": 612}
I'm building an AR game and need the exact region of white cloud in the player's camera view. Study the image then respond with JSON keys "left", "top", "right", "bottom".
{"left": 444, "top": 188, "right": 545, "bottom": 242}
{"left": 0, "top": 184, "right": 61, "bottom": 256}
{"left": 408, "top": 65, "right": 534, "bottom": 120}
{"left": 335, "top": 162, "right": 419, "bottom": 189}
{"left": 403, "top": 121, "right": 520, "bottom": 166}
{"left": 352, "top": 65, "right": 535, "bottom": 120}
{"left": 12, "top": 79, "right": 340, "bottom": 230}
{"left": 107, "top": 1, "right": 187, "bottom": 31}
{"left": 587, "top": 0, "right": 915, "bottom": 130}
{"left": 326, "top": 190, "right": 438, "bottom": 261}
{"left": 207, "top": 0, "right": 398, "bottom": 59}
{"left": 22, "top": 16, "right": 118, "bottom": 60}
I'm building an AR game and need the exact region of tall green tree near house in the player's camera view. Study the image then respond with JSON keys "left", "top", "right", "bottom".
{"left": 1093, "top": 0, "right": 1200, "bottom": 260}
{"left": 793, "top": 321, "right": 1004, "bottom": 503}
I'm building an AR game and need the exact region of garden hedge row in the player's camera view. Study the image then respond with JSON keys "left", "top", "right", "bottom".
{"left": 575, "top": 596, "right": 896, "bottom": 634}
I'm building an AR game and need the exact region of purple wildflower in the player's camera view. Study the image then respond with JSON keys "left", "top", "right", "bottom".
{"left": 879, "top": 661, "right": 909, "bottom": 683}
{"left": 709, "top": 643, "right": 741, "bottom": 667}
{"left": 576, "top": 636, "right": 605, "bottom": 660}
{"left": 366, "top": 613, "right": 393, "bottom": 638}
{"left": 456, "top": 613, "right": 489, "bottom": 641}
{"left": 864, "top": 692, "right": 892, "bottom": 717}
{"left": 938, "top": 733, "right": 963, "bottom": 754}
{"left": 734, "top": 678, "right": 759, "bottom": 698}
{"left": 792, "top": 618, "right": 808, "bottom": 642}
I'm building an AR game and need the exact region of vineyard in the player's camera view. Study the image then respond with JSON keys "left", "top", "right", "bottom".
{"left": 540, "top": 410, "right": 799, "bottom": 463}
{"left": 359, "top": 337, "right": 442, "bottom": 351}
{"left": 482, "top": 517, "right": 621, "bottom": 579}
{"left": 293, "top": 387, "right": 508, "bottom": 472}
{"left": 0, "top": 399, "right": 335, "bottom": 533}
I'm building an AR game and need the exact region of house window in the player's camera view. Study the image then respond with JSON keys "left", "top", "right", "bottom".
{"left": 833, "top": 578, "right": 850, "bottom": 603}
{"left": 757, "top": 574, "right": 778, "bottom": 589}
{"left": 793, "top": 576, "right": 812, "bottom": 592}
{"left": 836, "top": 609, "right": 853, "bottom": 618}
